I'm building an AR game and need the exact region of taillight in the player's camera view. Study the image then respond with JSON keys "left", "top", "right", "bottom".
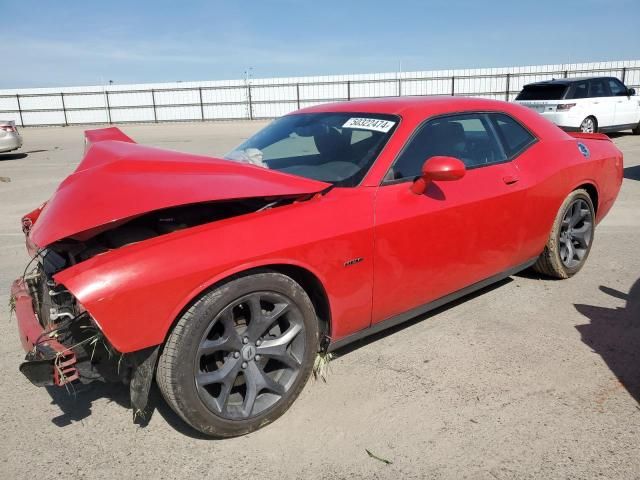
{"left": 556, "top": 103, "right": 576, "bottom": 111}
{"left": 0, "top": 125, "right": 17, "bottom": 132}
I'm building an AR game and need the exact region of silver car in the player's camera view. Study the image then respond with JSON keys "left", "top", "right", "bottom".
{"left": 0, "top": 120, "right": 23, "bottom": 153}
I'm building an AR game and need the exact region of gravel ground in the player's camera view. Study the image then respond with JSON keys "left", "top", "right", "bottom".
{"left": 0, "top": 122, "right": 638, "bottom": 480}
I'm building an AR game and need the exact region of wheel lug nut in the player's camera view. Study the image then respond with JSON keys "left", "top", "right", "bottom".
{"left": 233, "top": 352, "right": 240, "bottom": 359}
{"left": 243, "top": 337, "right": 249, "bottom": 344}
{"left": 241, "top": 362, "right": 247, "bottom": 369}
{"left": 256, "top": 340, "right": 262, "bottom": 346}
{"left": 255, "top": 355, "right": 261, "bottom": 361}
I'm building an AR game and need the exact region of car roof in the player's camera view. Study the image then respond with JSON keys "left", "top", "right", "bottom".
{"left": 295, "top": 95, "right": 521, "bottom": 117}
{"left": 523, "top": 76, "right": 617, "bottom": 87}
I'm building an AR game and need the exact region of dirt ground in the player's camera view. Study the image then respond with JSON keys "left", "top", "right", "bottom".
{"left": 0, "top": 122, "right": 638, "bottom": 480}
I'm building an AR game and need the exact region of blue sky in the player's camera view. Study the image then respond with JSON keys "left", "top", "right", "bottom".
{"left": 2, "top": 0, "right": 639, "bottom": 88}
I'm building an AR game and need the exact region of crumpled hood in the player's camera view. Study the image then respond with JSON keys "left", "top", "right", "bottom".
{"left": 29, "top": 131, "right": 330, "bottom": 247}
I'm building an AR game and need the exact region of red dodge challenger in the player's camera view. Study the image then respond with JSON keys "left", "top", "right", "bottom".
{"left": 12, "top": 97, "right": 623, "bottom": 437}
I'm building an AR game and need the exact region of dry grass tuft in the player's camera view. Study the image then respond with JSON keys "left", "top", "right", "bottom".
{"left": 8, "top": 294, "right": 16, "bottom": 320}
{"left": 312, "top": 351, "right": 334, "bottom": 383}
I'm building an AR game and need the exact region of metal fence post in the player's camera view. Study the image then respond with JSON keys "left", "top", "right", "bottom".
{"left": 60, "top": 93, "right": 68, "bottom": 126}
{"left": 105, "top": 91, "right": 112, "bottom": 124}
{"left": 198, "top": 87, "right": 205, "bottom": 121}
{"left": 505, "top": 73, "right": 511, "bottom": 101}
{"left": 247, "top": 84, "right": 253, "bottom": 120}
{"left": 16, "top": 94, "right": 24, "bottom": 127}
{"left": 151, "top": 89, "right": 157, "bottom": 123}
{"left": 8, "top": 65, "right": 639, "bottom": 128}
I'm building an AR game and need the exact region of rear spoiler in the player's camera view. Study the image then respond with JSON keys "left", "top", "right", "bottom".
{"left": 84, "top": 127, "right": 135, "bottom": 151}
{"left": 568, "top": 132, "right": 612, "bottom": 142}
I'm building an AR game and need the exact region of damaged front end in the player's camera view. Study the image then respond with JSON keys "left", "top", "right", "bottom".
{"left": 15, "top": 252, "right": 112, "bottom": 387}
{"left": 13, "top": 250, "right": 159, "bottom": 416}
{"left": 14, "top": 196, "right": 318, "bottom": 418}
{"left": 12, "top": 126, "right": 331, "bottom": 420}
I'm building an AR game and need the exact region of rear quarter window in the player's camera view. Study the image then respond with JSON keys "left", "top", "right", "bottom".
{"left": 489, "top": 113, "right": 536, "bottom": 158}
{"left": 516, "top": 84, "right": 568, "bottom": 100}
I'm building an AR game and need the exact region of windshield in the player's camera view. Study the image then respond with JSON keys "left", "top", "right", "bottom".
{"left": 516, "top": 84, "right": 568, "bottom": 101}
{"left": 225, "top": 112, "right": 398, "bottom": 186}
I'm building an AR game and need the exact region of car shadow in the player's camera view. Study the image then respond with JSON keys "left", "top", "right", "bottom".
{"left": 574, "top": 278, "right": 640, "bottom": 405}
{"left": 624, "top": 165, "right": 640, "bottom": 181}
{"left": 606, "top": 131, "right": 636, "bottom": 139}
{"left": 333, "top": 277, "right": 513, "bottom": 357}
{"left": 148, "top": 385, "right": 214, "bottom": 439}
{"left": 45, "top": 381, "right": 130, "bottom": 427}
{"left": 0, "top": 152, "right": 27, "bottom": 161}
{"left": 513, "top": 267, "right": 550, "bottom": 280}
{"left": 44, "top": 370, "right": 219, "bottom": 439}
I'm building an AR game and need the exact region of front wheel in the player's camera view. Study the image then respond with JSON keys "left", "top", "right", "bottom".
{"left": 156, "top": 272, "right": 319, "bottom": 437}
{"left": 533, "top": 189, "right": 595, "bottom": 279}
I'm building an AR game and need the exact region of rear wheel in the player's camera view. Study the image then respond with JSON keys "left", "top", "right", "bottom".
{"left": 579, "top": 116, "right": 597, "bottom": 133}
{"left": 157, "top": 272, "right": 319, "bottom": 437}
{"left": 533, "top": 189, "right": 595, "bottom": 279}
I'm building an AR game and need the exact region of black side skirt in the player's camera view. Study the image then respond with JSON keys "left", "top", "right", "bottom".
{"left": 327, "top": 257, "right": 538, "bottom": 352}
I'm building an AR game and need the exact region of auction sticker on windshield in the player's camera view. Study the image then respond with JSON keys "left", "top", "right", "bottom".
{"left": 342, "top": 117, "right": 396, "bottom": 133}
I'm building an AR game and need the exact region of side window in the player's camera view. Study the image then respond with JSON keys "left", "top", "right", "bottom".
{"left": 390, "top": 113, "right": 506, "bottom": 180}
{"left": 569, "top": 81, "right": 589, "bottom": 99}
{"left": 489, "top": 113, "right": 536, "bottom": 158}
{"left": 589, "top": 79, "right": 609, "bottom": 97}
{"left": 607, "top": 78, "right": 627, "bottom": 96}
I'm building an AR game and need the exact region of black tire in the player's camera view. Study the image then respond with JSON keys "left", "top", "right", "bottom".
{"left": 156, "top": 271, "right": 319, "bottom": 437}
{"left": 579, "top": 116, "right": 597, "bottom": 133}
{"left": 632, "top": 122, "right": 640, "bottom": 135}
{"left": 533, "top": 189, "right": 595, "bottom": 279}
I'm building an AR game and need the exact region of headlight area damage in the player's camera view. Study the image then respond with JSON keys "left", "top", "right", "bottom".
{"left": 13, "top": 260, "right": 129, "bottom": 387}
{"left": 12, "top": 126, "right": 331, "bottom": 420}
{"left": 13, "top": 258, "right": 161, "bottom": 418}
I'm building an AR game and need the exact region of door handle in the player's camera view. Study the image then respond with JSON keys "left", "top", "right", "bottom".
{"left": 503, "top": 175, "right": 519, "bottom": 185}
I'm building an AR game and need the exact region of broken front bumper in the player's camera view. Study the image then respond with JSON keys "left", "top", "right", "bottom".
{"left": 13, "top": 270, "right": 159, "bottom": 417}
{"left": 11, "top": 278, "right": 79, "bottom": 386}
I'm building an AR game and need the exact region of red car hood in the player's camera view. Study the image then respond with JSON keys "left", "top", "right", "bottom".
{"left": 29, "top": 135, "right": 330, "bottom": 247}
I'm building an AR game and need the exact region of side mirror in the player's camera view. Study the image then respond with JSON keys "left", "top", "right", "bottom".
{"left": 628, "top": 88, "right": 636, "bottom": 96}
{"left": 411, "top": 156, "right": 466, "bottom": 195}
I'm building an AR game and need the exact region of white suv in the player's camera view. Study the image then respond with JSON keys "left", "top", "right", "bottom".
{"left": 515, "top": 77, "right": 640, "bottom": 134}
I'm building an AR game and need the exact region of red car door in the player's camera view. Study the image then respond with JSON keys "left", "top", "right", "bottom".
{"left": 371, "top": 112, "right": 535, "bottom": 324}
